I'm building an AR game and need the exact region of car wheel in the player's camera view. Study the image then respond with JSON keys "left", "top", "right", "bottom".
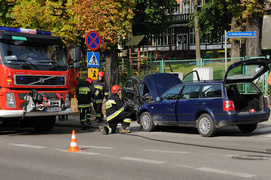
{"left": 197, "top": 114, "right": 217, "bottom": 137}
{"left": 238, "top": 123, "right": 258, "bottom": 133}
{"left": 140, "top": 112, "right": 155, "bottom": 132}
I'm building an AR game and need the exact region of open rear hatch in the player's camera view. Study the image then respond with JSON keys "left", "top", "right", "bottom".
{"left": 224, "top": 58, "right": 271, "bottom": 113}
{"left": 224, "top": 58, "right": 271, "bottom": 84}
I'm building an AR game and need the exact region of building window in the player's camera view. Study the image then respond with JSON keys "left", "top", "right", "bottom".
{"left": 182, "top": 0, "right": 190, "bottom": 14}
{"left": 189, "top": 28, "right": 195, "bottom": 44}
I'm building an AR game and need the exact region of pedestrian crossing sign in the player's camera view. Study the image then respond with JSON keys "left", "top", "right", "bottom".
{"left": 87, "top": 52, "right": 100, "bottom": 67}
{"left": 88, "top": 68, "right": 99, "bottom": 80}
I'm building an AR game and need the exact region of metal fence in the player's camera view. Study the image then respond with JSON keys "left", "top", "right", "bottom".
{"left": 118, "top": 55, "right": 270, "bottom": 94}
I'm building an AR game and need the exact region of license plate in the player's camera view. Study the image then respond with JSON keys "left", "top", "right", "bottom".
{"left": 46, "top": 107, "right": 62, "bottom": 112}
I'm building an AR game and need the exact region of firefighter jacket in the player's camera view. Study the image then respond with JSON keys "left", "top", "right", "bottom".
{"left": 92, "top": 79, "right": 109, "bottom": 103}
{"left": 76, "top": 82, "right": 97, "bottom": 108}
{"left": 105, "top": 93, "right": 124, "bottom": 121}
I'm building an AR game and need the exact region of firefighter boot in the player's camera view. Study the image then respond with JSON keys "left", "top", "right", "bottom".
{"left": 99, "top": 126, "right": 109, "bottom": 135}
{"left": 95, "top": 117, "right": 104, "bottom": 123}
{"left": 81, "top": 120, "right": 87, "bottom": 130}
{"left": 119, "top": 126, "right": 131, "bottom": 133}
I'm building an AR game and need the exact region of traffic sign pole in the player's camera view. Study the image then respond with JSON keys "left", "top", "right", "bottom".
{"left": 85, "top": 30, "right": 101, "bottom": 74}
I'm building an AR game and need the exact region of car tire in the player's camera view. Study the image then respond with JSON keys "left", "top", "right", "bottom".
{"left": 197, "top": 114, "right": 217, "bottom": 137}
{"left": 238, "top": 123, "right": 257, "bottom": 133}
{"left": 140, "top": 112, "right": 155, "bottom": 132}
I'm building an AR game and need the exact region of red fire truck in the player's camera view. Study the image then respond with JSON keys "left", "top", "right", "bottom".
{"left": 0, "top": 26, "right": 80, "bottom": 132}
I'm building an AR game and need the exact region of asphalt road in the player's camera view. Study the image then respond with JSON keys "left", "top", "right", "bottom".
{"left": 1, "top": 114, "right": 271, "bottom": 180}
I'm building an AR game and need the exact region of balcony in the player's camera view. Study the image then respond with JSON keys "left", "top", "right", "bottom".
{"left": 172, "top": 14, "right": 191, "bottom": 22}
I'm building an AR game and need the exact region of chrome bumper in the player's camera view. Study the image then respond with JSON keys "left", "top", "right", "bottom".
{"left": 0, "top": 108, "right": 71, "bottom": 118}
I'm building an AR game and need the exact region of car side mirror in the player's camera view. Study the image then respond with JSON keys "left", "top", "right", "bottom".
{"left": 74, "top": 62, "right": 80, "bottom": 69}
{"left": 74, "top": 47, "right": 81, "bottom": 62}
{"left": 156, "top": 97, "right": 161, "bottom": 102}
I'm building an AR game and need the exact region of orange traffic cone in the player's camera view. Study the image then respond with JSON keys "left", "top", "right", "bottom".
{"left": 66, "top": 130, "right": 81, "bottom": 152}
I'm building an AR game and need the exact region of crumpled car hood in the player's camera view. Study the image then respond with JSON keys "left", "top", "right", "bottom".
{"left": 144, "top": 73, "right": 181, "bottom": 102}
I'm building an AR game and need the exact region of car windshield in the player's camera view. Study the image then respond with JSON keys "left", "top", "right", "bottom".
{"left": 0, "top": 40, "right": 68, "bottom": 71}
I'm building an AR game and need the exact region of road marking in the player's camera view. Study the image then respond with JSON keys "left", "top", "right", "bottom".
{"left": 175, "top": 164, "right": 194, "bottom": 169}
{"left": 142, "top": 149, "right": 189, "bottom": 154}
{"left": 197, "top": 167, "right": 255, "bottom": 178}
{"left": 80, "top": 145, "right": 115, "bottom": 149}
{"left": 120, "top": 157, "right": 165, "bottom": 164}
{"left": 264, "top": 134, "right": 271, "bottom": 138}
{"left": 9, "top": 143, "right": 46, "bottom": 149}
{"left": 76, "top": 151, "right": 100, "bottom": 155}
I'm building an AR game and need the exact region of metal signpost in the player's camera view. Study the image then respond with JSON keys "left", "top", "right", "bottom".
{"left": 85, "top": 30, "right": 101, "bottom": 78}
{"left": 224, "top": 31, "right": 256, "bottom": 72}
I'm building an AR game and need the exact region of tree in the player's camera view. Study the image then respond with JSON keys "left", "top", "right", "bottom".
{"left": 72, "top": 0, "right": 135, "bottom": 88}
{"left": 193, "top": 0, "right": 201, "bottom": 60}
{"left": 195, "top": 0, "right": 266, "bottom": 58}
{"left": 9, "top": 0, "right": 135, "bottom": 88}
{"left": 132, "top": 0, "right": 177, "bottom": 37}
{"left": 0, "top": 0, "right": 15, "bottom": 26}
{"left": 242, "top": 0, "right": 265, "bottom": 57}
{"left": 11, "top": 0, "right": 78, "bottom": 45}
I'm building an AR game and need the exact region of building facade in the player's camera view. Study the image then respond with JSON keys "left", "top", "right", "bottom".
{"left": 136, "top": 0, "right": 271, "bottom": 60}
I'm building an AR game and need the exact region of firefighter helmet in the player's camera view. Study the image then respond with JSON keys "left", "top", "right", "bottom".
{"left": 111, "top": 85, "right": 121, "bottom": 93}
{"left": 98, "top": 71, "right": 105, "bottom": 77}
{"left": 85, "top": 78, "right": 93, "bottom": 84}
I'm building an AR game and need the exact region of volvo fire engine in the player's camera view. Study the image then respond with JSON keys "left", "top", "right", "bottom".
{"left": 0, "top": 26, "right": 80, "bottom": 132}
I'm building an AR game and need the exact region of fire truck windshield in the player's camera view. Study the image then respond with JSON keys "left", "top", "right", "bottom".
{"left": 0, "top": 40, "right": 68, "bottom": 71}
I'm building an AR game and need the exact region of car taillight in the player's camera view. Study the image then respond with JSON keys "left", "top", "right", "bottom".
{"left": 223, "top": 100, "right": 235, "bottom": 111}
{"left": 264, "top": 97, "right": 268, "bottom": 108}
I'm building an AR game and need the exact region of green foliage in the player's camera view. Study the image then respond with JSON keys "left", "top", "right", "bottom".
{"left": 190, "top": 0, "right": 266, "bottom": 43}
{"left": 0, "top": 0, "right": 15, "bottom": 26}
{"left": 11, "top": 0, "right": 78, "bottom": 45}
{"left": 132, "top": 0, "right": 177, "bottom": 37}
{"left": 72, "top": 0, "right": 135, "bottom": 50}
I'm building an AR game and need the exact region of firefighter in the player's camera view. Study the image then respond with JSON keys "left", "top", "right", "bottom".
{"left": 92, "top": 71, "right": 109, "bottom": 123}
{"left": 76, "top": 78, "right": 98, "bottom": 130}
{"left": 99, "top": 85, "right": 132, "bottom": 135}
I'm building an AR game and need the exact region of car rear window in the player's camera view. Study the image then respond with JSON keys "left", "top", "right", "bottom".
{"left": 201, "top": 84, "right": 222, "bottom": 98}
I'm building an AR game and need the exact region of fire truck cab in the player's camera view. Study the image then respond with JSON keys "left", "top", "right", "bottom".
{"left": 0, "top": 26, "right": 80, "bottom": 132}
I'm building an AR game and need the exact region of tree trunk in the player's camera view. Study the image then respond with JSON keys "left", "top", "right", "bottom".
{"left": 193, "top": 0, "right": 201, "bottom": 62}
{"left": 105, "top": 46, "right": 119, "bottom": 91}
{"left": 245, "top": 1, "right": 263, "bottom": 57}
{"left": 230, "top": 17, "right": 240, "bottom": 61}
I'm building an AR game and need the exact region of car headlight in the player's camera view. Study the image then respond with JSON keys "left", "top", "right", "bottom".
{"left": 6, "top": 93, "right": 16, "bottom": 108}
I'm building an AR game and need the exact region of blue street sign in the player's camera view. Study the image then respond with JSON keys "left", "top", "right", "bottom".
{"left": 85, "top": 30, "right": 101, "bottom": 51}
{"left": 226, "top": 31, "right": 256, "bottom": 38}
{"left": 87, "top": 52, "right": 100, "bottom": 67}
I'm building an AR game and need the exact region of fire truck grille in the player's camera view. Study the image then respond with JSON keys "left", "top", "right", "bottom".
{"left": 14, "top": 75, "right": 66, "bottom": 86}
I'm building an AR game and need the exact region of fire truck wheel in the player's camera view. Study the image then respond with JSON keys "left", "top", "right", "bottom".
{"left": 34, "top": 116, "right": 56, "bottom": 132}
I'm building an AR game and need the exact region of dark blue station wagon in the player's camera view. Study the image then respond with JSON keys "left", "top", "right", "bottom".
{"left": 137, "top": 59, "right": 271, "bottom": 137}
